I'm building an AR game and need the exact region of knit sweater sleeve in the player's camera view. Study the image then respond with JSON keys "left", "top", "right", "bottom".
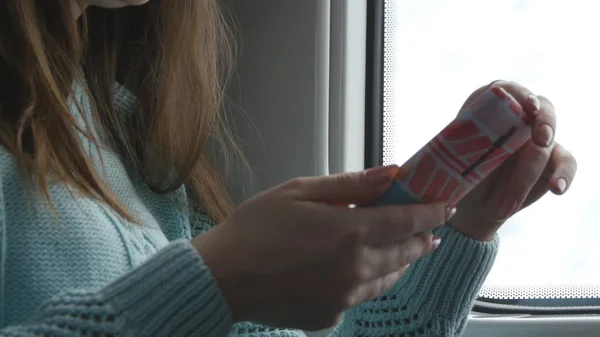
{"left": 185, "top": 200, "right": 499, "bottom": 337}
{"left": 0, "top": 237, "right": 234, "bottom": 336}
{"left": 331, "top": 225, "right": 499, "bottom": 337}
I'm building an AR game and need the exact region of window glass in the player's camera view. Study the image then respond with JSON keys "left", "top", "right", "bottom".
{"left": 383, "top": 0, "right": 597, "bottom": 305}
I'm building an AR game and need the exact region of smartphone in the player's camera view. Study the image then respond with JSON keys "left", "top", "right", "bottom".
{"left": 373, "top": 86, "right": 533, "bottom": 208}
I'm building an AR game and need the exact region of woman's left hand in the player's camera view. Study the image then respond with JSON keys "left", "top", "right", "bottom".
{"left": 447, "top": 81, "right": 578, "bottom": 242}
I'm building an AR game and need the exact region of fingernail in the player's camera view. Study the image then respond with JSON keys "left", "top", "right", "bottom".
{"left": 445, "top": 206, "right": 457, "bottom": 220}
{"left": 490, "top": 86, "right": 508, "bottom": 99}
{"left": 527, "top": 94, "right": 541, "bottom": 113}
{"left": 432, "top": 236, "right": 441, "bottom": 250}
{"left": 365, "top": 165, "right": 398, "bottom": 184}
{"left": 536, "top": 124, "right": 554, "bottom": 147}
{"left": 499, "top": 199, "right": 519, "bottom": 219}
{"left": 557, "top": 178, "right": 568, "bottom": 194}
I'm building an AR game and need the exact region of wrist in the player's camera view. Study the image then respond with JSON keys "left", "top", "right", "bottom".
{"left": 192, "top": 230, "right": 251, "bottom": 323}
{"left": 446, "top": 211, "right": 501, "bottom": 242}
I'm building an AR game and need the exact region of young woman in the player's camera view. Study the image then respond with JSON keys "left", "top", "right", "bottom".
{"left": 0, "top": 0, "right": 577, "bottom": 336}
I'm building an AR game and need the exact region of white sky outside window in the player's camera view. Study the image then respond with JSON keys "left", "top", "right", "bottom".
{"left": 384, "top": 0, "right": 599, "bottom": 298}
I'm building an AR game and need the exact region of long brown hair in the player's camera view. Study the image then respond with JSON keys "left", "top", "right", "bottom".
{"left": 0, "top": 0, "right": 238, "bottom": 223}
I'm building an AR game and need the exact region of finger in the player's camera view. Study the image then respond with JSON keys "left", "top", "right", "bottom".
{"left": 346, "top": 202, "right": 453, "bottom": 245}
{"left": 493, "top": 82, "right": 557, "bottom": 148}
{"left": 459, "top": 80, "right": 502, "bottom": 110}
{"left": 347, "top": 267, "right": 408, "bottom": 308}
{"left": 523, "top": 95, "right": 556, "bottom": 148}
{"left": 520, "top": 143, "right": 577, "bottom": 209}
{"left": 491, "top": 140, "right": 553, "bottom": 219}
{"left": 491, "top": 81, "right": 541, "bottom": 115}
{"left": 356, "top": 232, "right": 439, "bottom": 282}
{"left": 460, "top": 81, "right": 556, "bottom": 148}
{"left": 458, "top": 80, "right": 534, "bottom": 120}
{"left": 546, "top": 143, "right": 577, "bottom": 195}
{"left": 287, "top": 165, "right": 400, "bottom": 205}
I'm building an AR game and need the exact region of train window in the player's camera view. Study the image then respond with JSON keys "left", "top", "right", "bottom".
{"left": 374, "top": 0, "right": 597, "bottom": 312}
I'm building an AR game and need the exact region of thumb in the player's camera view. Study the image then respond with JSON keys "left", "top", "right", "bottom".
{"left": 295, "top": 165, "right": 400, "bottom": 204}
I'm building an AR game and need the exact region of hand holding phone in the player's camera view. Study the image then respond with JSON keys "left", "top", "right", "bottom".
{"left": 374, "top": 87, "right": 532, "bottom": 208}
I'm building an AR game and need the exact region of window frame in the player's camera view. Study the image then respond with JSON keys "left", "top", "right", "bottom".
{"left": 364, "top": 0, "right": 384, "bottom": 169}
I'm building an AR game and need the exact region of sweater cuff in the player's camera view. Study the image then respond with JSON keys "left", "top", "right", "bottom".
{"left": 396, "top": 225, "right": 499, "bottom": 319}
{"left": 102, "top": 240, "right": 233, "bottom": 337}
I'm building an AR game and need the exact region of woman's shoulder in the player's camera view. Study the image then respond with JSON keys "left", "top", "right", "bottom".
{"left": 0, "top": 147, "right": 24, "bottom": 190}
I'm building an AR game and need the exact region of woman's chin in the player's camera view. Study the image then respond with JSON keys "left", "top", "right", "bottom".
{"left": 88, "top": 0, "right": 151, "bottom": 9}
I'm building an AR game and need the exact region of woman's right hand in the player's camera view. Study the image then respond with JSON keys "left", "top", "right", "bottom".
{"left": 192, "top": 165, "right": 454, "bottom": 331}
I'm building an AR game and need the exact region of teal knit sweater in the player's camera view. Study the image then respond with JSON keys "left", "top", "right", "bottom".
{"left": 0, "top": 81, "right": 498, "bottom": 336}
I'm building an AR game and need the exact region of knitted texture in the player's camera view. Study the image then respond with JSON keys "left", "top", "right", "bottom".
{"left": 332, "top": 226, "right": 498, "bottom": 336}
{"left": 0, "top": 82, "right": 499, "bottom": 336}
